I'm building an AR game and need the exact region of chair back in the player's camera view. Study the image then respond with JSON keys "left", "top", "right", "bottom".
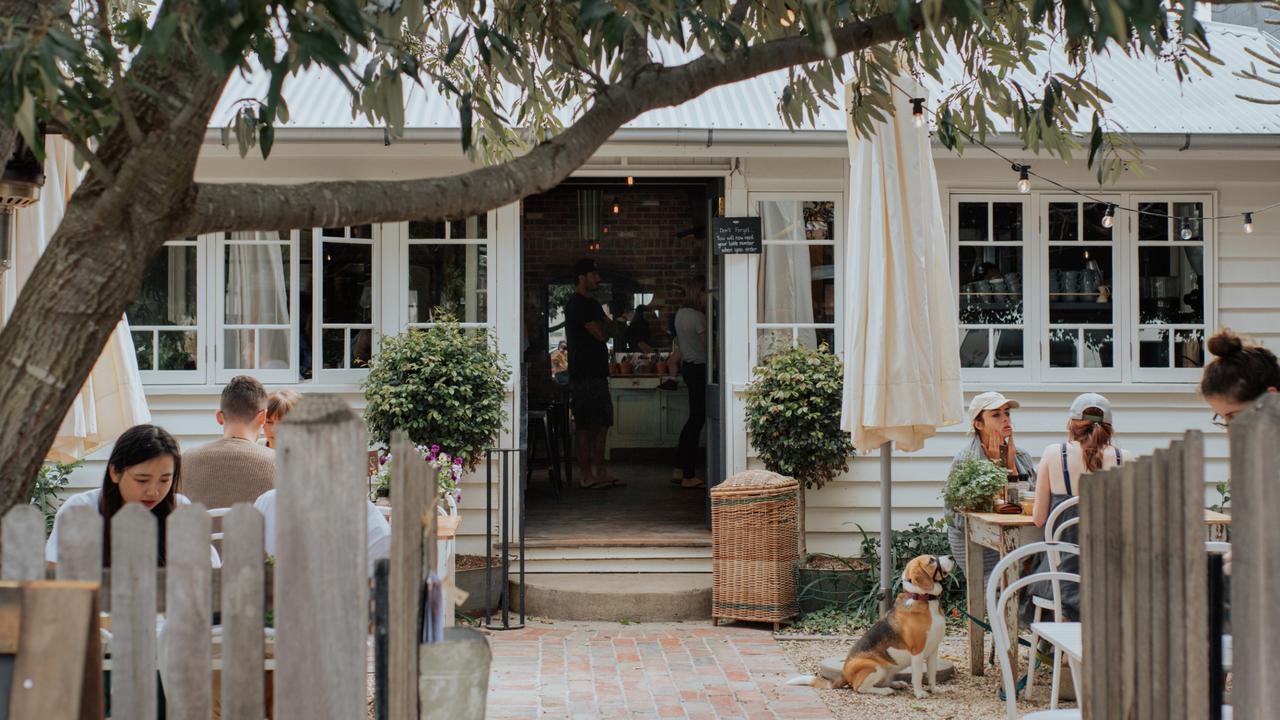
{"left": 986, "top": 541, "right": 1081, "bottom": 720}
{"left": 1044, "top": 495, "right": 1080, "bottom": 544}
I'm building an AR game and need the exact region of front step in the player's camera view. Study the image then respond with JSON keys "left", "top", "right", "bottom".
{"left": 512, "top": 573, "right": 712, "bottom": 621}
{"left": 523, "top": 543, "right": 712, "bottom": 573}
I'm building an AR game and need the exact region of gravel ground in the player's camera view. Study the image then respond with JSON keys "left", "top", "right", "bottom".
{"left": 779, "top": 632, "right": 1079, "bottom": 720}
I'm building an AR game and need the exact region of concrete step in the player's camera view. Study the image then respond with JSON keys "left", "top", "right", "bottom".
{"left": 512, "top": 572, "right": 712, "bottom": 621}
{"left": 522, "top": 543, "right": 712, "bottom": 573}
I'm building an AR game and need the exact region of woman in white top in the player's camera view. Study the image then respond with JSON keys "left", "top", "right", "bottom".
{"left": 46, "top": 424, "right": 219, "bottom": 567}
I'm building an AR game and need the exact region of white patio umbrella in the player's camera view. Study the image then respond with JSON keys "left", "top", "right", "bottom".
{"left": 3, "top": 139, "right": 150, "bottom": 463}
{"left": 839, "top": 77, "right": 964, "bottom": 613}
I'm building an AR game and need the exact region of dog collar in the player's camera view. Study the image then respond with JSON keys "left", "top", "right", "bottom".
{"left": 905, "top": 591, "right": 940, "bottom": 603}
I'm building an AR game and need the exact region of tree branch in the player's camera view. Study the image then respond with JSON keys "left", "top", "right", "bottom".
{"left": 188, "top": 5, "right": 923, "bottom": 235}
{"left": 97, "top": 0, "right": 146, "bottom": 145}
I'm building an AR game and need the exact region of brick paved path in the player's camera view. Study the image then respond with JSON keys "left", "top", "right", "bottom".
{"left": 483, "top": 621, "right": 834, "bottom": 719}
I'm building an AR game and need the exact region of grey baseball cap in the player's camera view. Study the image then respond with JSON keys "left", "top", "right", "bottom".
{"left": 1069, "top": 393, "right": 1113, "bottom": 424}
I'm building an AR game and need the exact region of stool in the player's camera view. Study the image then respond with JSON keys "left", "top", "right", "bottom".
{"left": 526, "top": 410, "right": 563, "bottom": 497}
{"left": 547, "top": 398, "right": 574, "bottom": 490}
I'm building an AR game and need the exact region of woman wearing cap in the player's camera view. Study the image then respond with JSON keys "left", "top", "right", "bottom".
{"left": 946, "top": 392, "right": 1037, "bottom": 581}
{"left": 1028, "top": 393, "right": 1131, "bottom": 621}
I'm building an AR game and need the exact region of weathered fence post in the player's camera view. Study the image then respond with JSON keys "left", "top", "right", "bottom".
{"left": 273, "top": 394, "right": 368, "bottom": 720}
{"left": 390, "top": 431, "right": 431, "bottom": 719}
{"left": 221, "top": 503, "right": 265, "bottom": 720}
{"left": 56, "top": 505, "right": 103, "bottom": 583}
{"left": 113, "top": 503, "right": 158, "bottom": 720}
{"left": 1229, "top": 393, "right": 1280, "bottom": 720}
{"left": 164, "top": 505, "right": 213, "bottom": 720}
{"left": 2, "top": 505, "right": 46, "bottom": 580}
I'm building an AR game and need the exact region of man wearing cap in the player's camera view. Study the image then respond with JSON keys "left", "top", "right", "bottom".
{"left": 945, "top": 391, "right": 1037, "bottom": 583}
{"left": 565, "top": 259, "right": 619, "bottom": 488}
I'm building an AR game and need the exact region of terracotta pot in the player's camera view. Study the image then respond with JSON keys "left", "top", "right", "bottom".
{"left": 655, "top": 361, "right": 668, "bottom": 375}
{"left": 609, "top": 362, "right": 621, "bottom": 375}
{"left": 619, "top": 362, "right": 634, "bottom": 375}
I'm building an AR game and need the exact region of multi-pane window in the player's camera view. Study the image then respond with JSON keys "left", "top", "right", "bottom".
{"left": 216, "top": 231, "right": 297, "bottom": 383}
{"left": 753, "top": 196, "right": 839, "bottom": 364}
{"left": 405, "top": 214, "right": 490, "bottom": 328}
{"left": 1133, "top": 196, "right": 1208, "bottom": 379}
{"left": 127, "top": 238, "right": 202, "bottom": 383}
{"left": 1042, "top": 197, "right": 1120, "bottom": 379}
{"left": 951, "top": 193, "right": 1213, "bottom": 383}
{"left": 303, "top": 225, "right": 376, "bottom": 381}
{"left": 954, "top": 198, "right": 1029, "bottom": 376}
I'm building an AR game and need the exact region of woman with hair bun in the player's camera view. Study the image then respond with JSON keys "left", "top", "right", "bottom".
{"left": 1200, "top": 328, "right": 1280, "bottom": 429}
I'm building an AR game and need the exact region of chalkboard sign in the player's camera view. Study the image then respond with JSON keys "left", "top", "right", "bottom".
{"left": 713, "top": 217, "right": 762, "bottom": 255}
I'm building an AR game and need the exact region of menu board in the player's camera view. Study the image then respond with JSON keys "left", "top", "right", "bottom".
{"left": 712, "top": 217, "right": 762, "bottom": 254}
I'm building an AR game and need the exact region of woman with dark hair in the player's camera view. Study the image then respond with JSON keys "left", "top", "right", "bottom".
{"left": 45, "top": 424, "right": 217, "bottom": 567}
{"left": 1200, "top": 328, "right": 1280, "bottom": 429}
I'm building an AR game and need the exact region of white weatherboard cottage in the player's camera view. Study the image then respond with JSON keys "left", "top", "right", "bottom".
{"left": 36, "top": 21, "right": 1280, "bottom": 569}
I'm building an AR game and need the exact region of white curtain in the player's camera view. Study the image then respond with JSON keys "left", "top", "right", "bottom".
{"left": 224, "top": 233, "right": 291, "bottom": 370}
{"left": 1, "top": 139, "right": 151, "bottom": 462}
{"left": 758, "top": 201, "right": 816, "bottom": 357}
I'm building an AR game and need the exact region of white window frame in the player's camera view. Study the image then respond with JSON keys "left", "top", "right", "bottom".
{"left": 747, "top": 192, "right": 843, "bottom": 368}
{"left": 214, "top": 230, "right": 300, "bottom": 385}
{"left": 400, "top": 212, "right": 496, "bottom": 332}
{"left": 1128, "top": 193, "right": 1216, "bottom": 383}
{"left": 950, "top": 194, "right": 1036, "bottom": 383}
{"left": 130, "top": 237, "right": 207, "bottom": 385}
{"left": 949, "top": 191, "right": 1215, "bottom": 384}
{"left": 310, "top": 225, "right": 380, "bottom": 384}
{"left": 1038, "top": 194, "right": 1126, "bottom": 383}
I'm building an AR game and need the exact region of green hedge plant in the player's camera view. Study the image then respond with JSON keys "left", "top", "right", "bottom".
{"left": 744, "top": 344, "right": 855, "bottom": 559}
{"left": 363, "top": 313, "right": 511, "bottom": 471}
{"left": 942, "top": 457, "right": 1009, "bottom": 514}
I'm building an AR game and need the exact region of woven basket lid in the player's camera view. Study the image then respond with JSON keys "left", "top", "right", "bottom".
{"left": 711, "top": 469, "right": 798, "bottom": 494}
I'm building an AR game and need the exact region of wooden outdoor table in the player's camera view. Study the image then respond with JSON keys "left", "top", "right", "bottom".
{"left": 964, "top": 508, "right": 1234, "bottom": 677}
{"left": 963, "top": 511, "right": 1042, "bottom": 677}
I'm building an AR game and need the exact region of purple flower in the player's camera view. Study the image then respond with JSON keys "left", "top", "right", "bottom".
{"left": 430, "top": 444, "right": 441, "bottom": 455}
{"left": 380, "top": 454, "right": 390, "bottom": 465}
{"left": 452, "top": 457, "right": 463, "bottom": 467}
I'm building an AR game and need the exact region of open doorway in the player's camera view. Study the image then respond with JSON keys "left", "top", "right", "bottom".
{"left": 520, "top": 177, "right": 721, "bottom": 544}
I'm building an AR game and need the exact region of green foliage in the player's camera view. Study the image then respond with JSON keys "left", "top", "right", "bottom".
{"left": 362, "top": 313, "right": 510, "bottom": 470}
{"left": 1213, "top": 480, "right": 1231, "bottom": 514}
{"left": 943, "top": 457, "right": 1009, "bottom": 514}
{"left": 29, "top": 460, "right": 82, "bottom": 536}
{"left": 795, "top": 519, "right": 966, "bottom": 632}
{"left": 743, "top": 344, "right": 854, "bottom": 491}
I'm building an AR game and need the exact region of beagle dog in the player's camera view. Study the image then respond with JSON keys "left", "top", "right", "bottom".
{"left": 788, "top": 554, "right": 954, "bottom": 699}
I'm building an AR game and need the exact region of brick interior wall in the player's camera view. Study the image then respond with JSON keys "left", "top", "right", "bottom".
{"left": 522, "top": 183, "right": 708, "bottom": 405}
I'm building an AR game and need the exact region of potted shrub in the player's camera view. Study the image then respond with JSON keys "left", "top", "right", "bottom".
{"left": 744, "top": 344, "right": 856, "bottom": 560}
{"left": 942, "top": 457, "right": 1009, "bottom": 515}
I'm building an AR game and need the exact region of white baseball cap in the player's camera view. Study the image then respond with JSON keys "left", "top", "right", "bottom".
{"left": 967, "top": 391, "right": 1021, "bottom": 429}
{"left": 1069, "top": 393, "right": 1113, "bottom": 424}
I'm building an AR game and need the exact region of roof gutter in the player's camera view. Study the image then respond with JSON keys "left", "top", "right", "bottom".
{"left": 202, "top": 126, "right": 1280, "bottom": 151}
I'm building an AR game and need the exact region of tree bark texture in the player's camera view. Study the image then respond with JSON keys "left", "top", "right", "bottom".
{"left": 0, "top": 0, "right": 923, "bottom": 517}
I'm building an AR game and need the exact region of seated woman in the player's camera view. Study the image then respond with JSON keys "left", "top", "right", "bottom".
{"left": 1029, "top": 393, "right": 1132, "bottom": 620}
{"left": 263, "top": 389, "right": 302, "bottom": 449}
{"left": 946, "top": 392, "right": 1036, "bottom": 584}
{"left": 250, "top": 393, "right": 391, "bottom": 577}
{"left": 45, "top": 423, "right": 219, "bottom": 567}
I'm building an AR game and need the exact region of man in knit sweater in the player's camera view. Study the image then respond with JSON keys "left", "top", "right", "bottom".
{"left": 183, "top": 375, "right": 276, "bottom": 509}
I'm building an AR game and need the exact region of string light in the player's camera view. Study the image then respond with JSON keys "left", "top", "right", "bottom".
{"left": 886, "top": 77, "right": 1279, "bottom": 230}
{"left": 780, "top": 7, "right": 796, "bottom": 27}
{"left": 1015, "top": 164, "right": 1031, "bottom": 194}
{"left": 611, "top": 197, "right": 621, "bottom": 215}
{"left": 626, "top": 176, "right": 634, "bottom": 186}
{"left": 910, "top": 99, "right": 925, "bottom": 129}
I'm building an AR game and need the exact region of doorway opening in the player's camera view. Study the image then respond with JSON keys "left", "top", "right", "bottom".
{"left": 520, "top": 176, "right": 722, "bottom": 545}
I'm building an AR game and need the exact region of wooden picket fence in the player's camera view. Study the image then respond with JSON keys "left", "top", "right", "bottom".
{"left": 0, "top": 394, "right": 448, "bottom": 719}
{"left": 1078, "top": 431, "right": 1209, "bottom": 720}
{"left": 1225, "top": 392, "right": 1280, "bottom": 720}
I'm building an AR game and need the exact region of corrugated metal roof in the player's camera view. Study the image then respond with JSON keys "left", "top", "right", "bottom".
{"left": 209, "top": 21, "right": 1280, "bottom": 135}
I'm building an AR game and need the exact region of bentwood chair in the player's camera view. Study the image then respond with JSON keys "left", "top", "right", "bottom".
{"left": 987, "top": 542, "right": 1083, "bottom": 720}
{"left": 1027, "top": 496, "right": 1081, "bottom": 706}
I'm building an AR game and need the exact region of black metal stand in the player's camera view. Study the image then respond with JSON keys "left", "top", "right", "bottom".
{"left": 485, "top": 447, "right": 526, "bottom": 630}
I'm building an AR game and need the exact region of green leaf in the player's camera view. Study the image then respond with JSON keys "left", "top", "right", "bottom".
{"left": 459, "top": 92, "right": 473, "bottom": 152}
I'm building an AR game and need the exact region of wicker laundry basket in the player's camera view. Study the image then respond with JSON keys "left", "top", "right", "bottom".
{"left": 711, "top": 469, "right": 800, "bottom": 630}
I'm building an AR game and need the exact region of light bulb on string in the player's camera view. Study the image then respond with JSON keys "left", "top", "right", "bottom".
{"left": 910, "top": 99, "right": 925, "bottom": 129}
{"left": 626, "top": 176, "right": 634, "bottom": 186}
{"left": 780, "top": 7, "right": 796, "bottom": 27}
{"left": 1244, "top": 213, "right": 1254, "bottom": 234}
{"left": 611, "top": 198, "right": 620, "bottom": 215}
{"left": 1180, "top": 218, "right": 1194, "bottom": 240}
{"left": 1102, "top": 204, "right": 1116, "bottom": 229}
{"left": 1014, "top": 164, "right": 1031, "bottom": 194}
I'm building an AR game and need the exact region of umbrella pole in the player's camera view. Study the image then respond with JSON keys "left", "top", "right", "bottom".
{"left": 880, "top": 441, "right": 893, "bottom": 616}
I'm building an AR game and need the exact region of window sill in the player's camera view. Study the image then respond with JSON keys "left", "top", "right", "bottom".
{"left": 729, "top": 381, "right": 1200, "bottom": 395}
{"left": 142, "top": 383, "right": 366, "bottom": 396}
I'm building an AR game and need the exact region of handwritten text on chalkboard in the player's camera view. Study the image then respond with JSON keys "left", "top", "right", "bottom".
{"left": 713, "top": 217, "right": 762, "bottom": 255}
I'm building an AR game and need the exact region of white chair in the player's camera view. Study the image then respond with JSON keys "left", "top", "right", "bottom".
{"left": 1027, "top": 496, "right": 1080, "bottom": 705}
{"left": 986, "top": 541, "right": 1082, "bottom": 720}
{"left": 1206, "top": 541, "right": 1232, "bottom": 675}
{"left": 207, "top": 506, "right": 231, "bottom": 543}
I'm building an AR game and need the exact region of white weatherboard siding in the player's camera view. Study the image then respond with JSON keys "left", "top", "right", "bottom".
{"left": 47, "top": 144, "right": 1278, "bottom": 562}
